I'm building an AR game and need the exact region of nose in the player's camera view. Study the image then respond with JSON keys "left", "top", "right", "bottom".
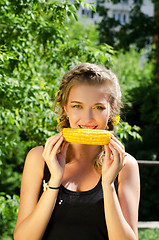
{"left": 83, "top": 109, "right": 94, "bottom": 122}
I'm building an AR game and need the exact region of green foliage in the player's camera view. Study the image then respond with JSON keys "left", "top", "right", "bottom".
{"left": 115, "top": 122, "right": 142, "bottom": 144}
{"left": 97, "top": 4, "right": 120, "bottom": 47}
{"left": 0, "top": 193, "right": 19, "bottom": 239}
{"left": 126, "top": 125, "right": 159, "bottom": 161}
{"left": 0, "top": 1, "right": 149, "bottom": 237}
{"left": 111, "top": 47, "right": 159, "bottom": 160}
{"left": 111, "top": 46, "right": 154, "bottom": 104}
{"left": 97, "top": 0, "right": 154, "bottom": 51}
{"left": 117, "top": 5, "right": 153, "bottom": 51}
{"left": 139, "top": 229, "right": 159, "bottom": 240}
{"left": 0, "top": 0, "right": 102, "bottom": 196}
{"left": 130, "top": 85, "right": 159, "bottom": 126}
{"left": 114, "top": 49, "right": 159, "bottom": 159}
{"left": 0, "top": 1, "right": 142, "bottom": 197}
{"left": 64, "top": 18, "right": 99, "bottom": 46}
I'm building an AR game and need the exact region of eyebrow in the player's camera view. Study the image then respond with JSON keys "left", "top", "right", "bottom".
{"left": 70, "top": 101, "right": 82, "bottom": 104}
{"left": 94, "top": 103, "right": 105, "bottom": 105}
{"left": 70, "top": 101, "right": 105, "bottom": 106}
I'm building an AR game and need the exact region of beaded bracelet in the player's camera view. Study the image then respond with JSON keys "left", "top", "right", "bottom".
{"left": 43, "top": 180, "right": 60, "bottom": 191}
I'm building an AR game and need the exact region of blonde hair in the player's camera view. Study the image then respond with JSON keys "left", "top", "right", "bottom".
{"left": 54, "top": 63, "right": 122, "bottom": 169}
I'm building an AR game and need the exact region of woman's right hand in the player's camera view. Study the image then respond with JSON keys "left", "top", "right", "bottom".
{"left": 42, "top": 132, "right": 69, "bottom": 186}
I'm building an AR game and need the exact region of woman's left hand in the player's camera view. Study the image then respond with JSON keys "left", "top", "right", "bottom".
{"left": 102, "top": 135, "right": 126, "bottom": 185}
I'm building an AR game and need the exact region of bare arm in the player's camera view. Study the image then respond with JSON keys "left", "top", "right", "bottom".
{"left": 102, "top": 137, "right": 140, "bottom": 240}
{"left": 14, "top": 133, "right": 69, "bottom": 240}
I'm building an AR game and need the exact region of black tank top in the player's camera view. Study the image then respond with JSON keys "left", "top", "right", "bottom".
{"left": 40, "top": 163, "right": 118, "bottom": 240}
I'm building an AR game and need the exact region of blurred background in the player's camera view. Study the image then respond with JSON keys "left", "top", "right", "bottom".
{"left": 0, "top": 0, "right": 159, "bottom": 239}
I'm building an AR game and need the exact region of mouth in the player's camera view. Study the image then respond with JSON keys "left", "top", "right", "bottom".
{"left": 78, "top": 125, "right": 97, "bottom": 129}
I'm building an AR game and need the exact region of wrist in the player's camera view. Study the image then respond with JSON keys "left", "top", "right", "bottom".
{"left": 48, "top": 185, "right": 61, "bottom": 190}
{"left": 43, "top": 179, "right": 61, "bottom": 192}
{"left": 102, "top": 180, "right": 115, "bottom": 190}
{"left": 49, "top": 178, "right": 62, "bottom": 188}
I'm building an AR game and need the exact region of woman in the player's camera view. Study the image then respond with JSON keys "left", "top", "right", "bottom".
{"left": 14, "top": 63, "right": 140, "bottom": 240}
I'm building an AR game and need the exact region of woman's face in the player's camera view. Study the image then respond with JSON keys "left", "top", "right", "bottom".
{"left": 64, "top": 84, "right": 112, "bottom": 130}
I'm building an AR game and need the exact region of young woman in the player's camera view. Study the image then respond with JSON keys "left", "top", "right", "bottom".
{"left": 14, "top": 63, "right": 140, "bottom": 240}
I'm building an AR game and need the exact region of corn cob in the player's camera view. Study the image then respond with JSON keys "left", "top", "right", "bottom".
{"left": 62, "top": 128, "right": 111, "bottom": 145}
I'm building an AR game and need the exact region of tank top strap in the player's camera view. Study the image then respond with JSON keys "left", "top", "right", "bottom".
{"left": 38, "top": 149, "right": 51, "bottom": 199}
{"left": 42, "top": 145, "right": 51, "bottom": 182}
{"left": 114, "top": 175, "right": 118, "bottom": 195}
{"left": 43, "top": 161, "right": 51, "bottom": 182}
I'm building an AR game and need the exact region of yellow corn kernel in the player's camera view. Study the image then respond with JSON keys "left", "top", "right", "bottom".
{"left": 62, "top": 128, "right": 111, "bottom": 145}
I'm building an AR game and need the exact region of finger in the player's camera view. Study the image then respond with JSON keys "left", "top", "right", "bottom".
{"left": 104, "top": 145, "right": 111, "bottom": 161}
{"left": 50, "top": 136, "right": 64, "bottom": 158}
{"left": 109, "top": 143, "right": 119, "bottom": 160}
{"left": 45, "top": 132, "right": 62, "bottom": 146}
{"left": 111, "top": 134, "right": 125, "bottom": 150}
{"left": 122, "top": 153, "right": 128, "bottom": 166}
{"left": 109, "top": 142, "right": 126, "bottom": 169}
{"left": 110, "top": 139, "right": 125, "bottom": 156}
{"left": 61, "top": 141, "right": 70, "bottom": 158}
{"left": 103, "top": 145, "right": 113, "bottom": 170}
{"left": 43, "top": 133, "right": 62, "bottom": 160}
{"left": 44, "top": 132, "right": 62, "bottom": 154}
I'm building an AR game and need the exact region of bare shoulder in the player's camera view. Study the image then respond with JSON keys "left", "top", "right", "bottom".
{"left": 20, "top": 145, "right": 45, "bottom": 191}
{"left": 126, "top": 153, "right": 139, "bottom": 174}
{"left": 118, "top": 153, "right": 140, "bottom": 201}
{"left": 119, "top": 153, "right": 139, "bottom": 182}
{"left": 26, "top": 145, "right": 44, "bottom": 160}
{"left": 125, "top": 153, "right": 139, "bottom": 167}
{"left": 21, "top": 145, "right": 45, "bottom": 195}
{"left": 21, "top": 145, "right": 45, "bottom": 189}
{"left": 24, "top": 146, "right": 44, "bottom": 176}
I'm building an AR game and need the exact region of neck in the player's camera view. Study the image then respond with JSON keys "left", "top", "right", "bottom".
{"left": 66, "top": 143, "right": 102, "bottom": 166}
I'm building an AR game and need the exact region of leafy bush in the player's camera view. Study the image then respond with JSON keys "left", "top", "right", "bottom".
{"left": 111, "top": 46, "right": 159, "bottom": 160}
{"left": 0, "top": 0, "right": 101, "bottom": 196}
{"left": 0, "top": 0, "right": 141, "bottom": 196}
{"left": 0, "top": 1, "right": 148, "bottom": 237}
{"left": 0, "top": 193, "right": 19, "bottom": 239}
{"left": 139, "top": 229, "right": 159, "bottom": 240}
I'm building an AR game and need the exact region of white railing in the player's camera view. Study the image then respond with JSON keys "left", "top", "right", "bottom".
{"left": 137, "top": 160, "right": 159, "bottom": 165}
{"left": 138, "top": 221, "right": 159, "bottom": 229}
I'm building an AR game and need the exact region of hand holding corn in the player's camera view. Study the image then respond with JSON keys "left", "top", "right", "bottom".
{"left": 43, "top": 132, "right": 69, "bottom": 185}
{"left": 62, "top": 128, "right": 111, "bottom": 145}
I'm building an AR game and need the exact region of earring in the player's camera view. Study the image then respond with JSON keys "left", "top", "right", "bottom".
{"left": 106, "top": 116, "right": 111, "bottom": 130}
{"left": 112, "top": 115, "right": 120, "bottom": 126}
{"left": 106, "top": 115, "right": 120, "bottom": 130}
{"left": 55, "top": 90, "right": 60, "bottom": 97}
{"left": 56, "top": 117, "right": 60, "bottom": 123}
